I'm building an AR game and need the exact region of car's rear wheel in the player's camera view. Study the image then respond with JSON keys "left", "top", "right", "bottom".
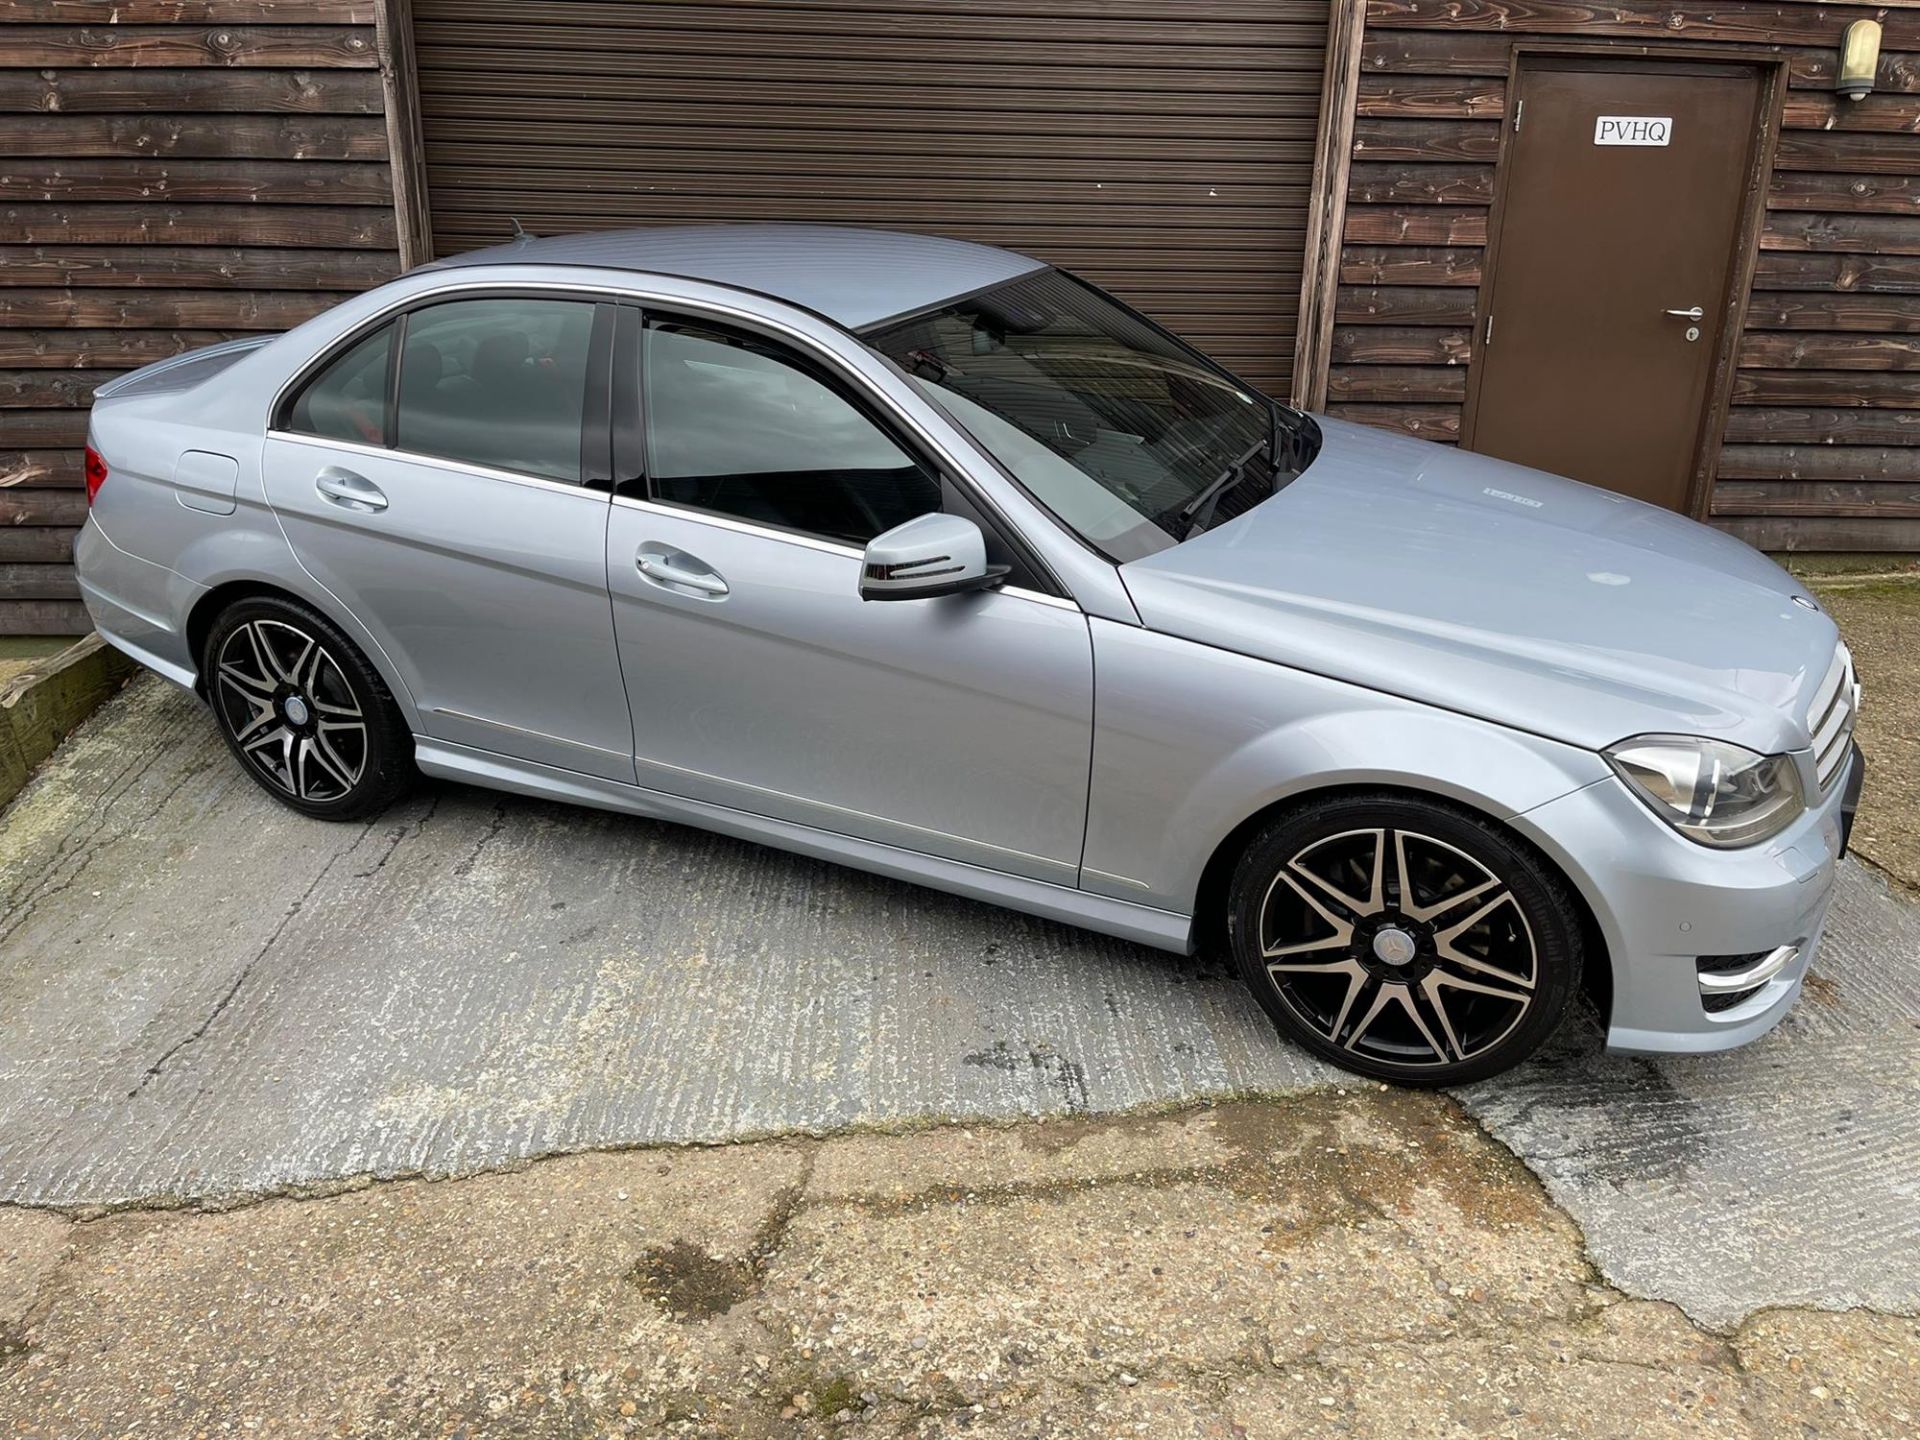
{"left": 204, "top": 595, "right": 413, "bottom": 821}
{"left": 1227, "top": 793, "right": 1582, "bottom": 1085}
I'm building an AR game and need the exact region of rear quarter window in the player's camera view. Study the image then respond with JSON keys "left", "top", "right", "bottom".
{"left": 285, "top": 323, "right": 393, "bottom": 447}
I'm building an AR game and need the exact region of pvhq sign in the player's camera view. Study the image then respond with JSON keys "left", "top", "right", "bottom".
{"left": 1594, "top": 115, "right": 1674, "bottom": 146}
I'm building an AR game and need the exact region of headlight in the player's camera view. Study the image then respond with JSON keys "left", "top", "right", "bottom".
{"left": 1604, "top": 735, "right": 1804, "bottom": 848}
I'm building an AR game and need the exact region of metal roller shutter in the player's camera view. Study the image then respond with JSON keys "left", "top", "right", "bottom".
{"left": 411, "top": 0, "right": 1327, "bottom": 396}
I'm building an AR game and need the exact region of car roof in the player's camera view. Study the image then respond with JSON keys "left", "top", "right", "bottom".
{"left": 424, "top": 224, "right": 1048, "bottom": 331}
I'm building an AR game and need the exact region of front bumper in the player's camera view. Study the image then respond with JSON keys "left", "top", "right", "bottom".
{"left": 1840, "top": 742, "right": 1866, "bottom": 855}
{"left": 1514, "top": 743, "right": 1860, "bottom": 1056}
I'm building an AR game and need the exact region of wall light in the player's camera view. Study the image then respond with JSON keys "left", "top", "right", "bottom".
{"left": 1837, "top": 19, "right": 1882, "bottom": 102}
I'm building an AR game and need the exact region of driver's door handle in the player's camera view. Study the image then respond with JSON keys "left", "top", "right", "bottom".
{"left": 314, "top": 466, "right": 387, "bottom": 513}
{"left": 637, "top": 547, "right": 729, "bottom": 597}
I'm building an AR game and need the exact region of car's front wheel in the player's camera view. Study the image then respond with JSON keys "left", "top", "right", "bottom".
{"left": 204, "top": 595, "right": 413, "bottom": 821}
{"left": 1227, "top": 793, "right": 1583, "bottom": 1085}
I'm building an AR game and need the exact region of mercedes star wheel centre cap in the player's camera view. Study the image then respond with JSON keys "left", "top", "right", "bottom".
{"left": 1371, "top": 927, "right": 1418, "bottom": 967}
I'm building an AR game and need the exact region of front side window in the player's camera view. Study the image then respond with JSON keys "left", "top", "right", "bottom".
{"left": 866, "top": 269, "right": 1317, "bottom": 562}
{"left": 286, "top": 322, "right": 393, "bottom": 447}
{"left": 396, "top": 297, "right": 597, "bottom": 483}
{"left": 644, "top": 319, "right": 941, "bottom": 545}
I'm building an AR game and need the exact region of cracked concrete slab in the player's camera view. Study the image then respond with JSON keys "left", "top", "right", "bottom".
{"left": 0, "top": 675, "right": 1332, "bottom": 1216}
{"left": 2, "top": 1096, "right": 1914, "bottom": 1438}
{"left": 1456, "top": 859, "right": 1920, "bottom": 1330}
{"left": 3, "top": 675, "right": 1919, "bottom": 1337}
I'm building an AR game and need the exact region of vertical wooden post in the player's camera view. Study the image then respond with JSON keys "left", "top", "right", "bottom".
{"left": 1292, "top": 0, "right": 1365, "bottom": 412}
{"left": 374, "top": 0, "right": 434, "bottom": 270}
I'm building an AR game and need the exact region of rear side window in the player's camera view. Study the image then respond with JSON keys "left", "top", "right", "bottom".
{"left": 396, "top": 298, "right": 597, "bottom": 483}
{"left": 286, "top": 322, "right": 392, "bottom": 447}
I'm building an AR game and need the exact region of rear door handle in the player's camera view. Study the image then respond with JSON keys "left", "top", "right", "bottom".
{"left": 315, "top": 466, "right": 387, "bottom": 513}
{"left": 637, "top": 547, "right": 729, "bottom": 597}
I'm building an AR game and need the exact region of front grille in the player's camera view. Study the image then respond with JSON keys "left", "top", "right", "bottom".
{"left": 1808, "top": 645, "right": 1858, "bottom": 793}
{"left": 1703, "top": 986, "right": 1765, "bottom": 1014}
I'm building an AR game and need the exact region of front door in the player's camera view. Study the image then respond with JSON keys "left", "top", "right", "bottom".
{"left": 605, "top": 311, "right": 1094, "bottom": 886}
{"left": 1464, "top": 58, "right": 1767, "bottom": 511}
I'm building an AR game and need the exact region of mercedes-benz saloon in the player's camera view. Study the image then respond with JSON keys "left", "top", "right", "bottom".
{"left": 74, "top": 225, "right": 1863, "bottom": 1083}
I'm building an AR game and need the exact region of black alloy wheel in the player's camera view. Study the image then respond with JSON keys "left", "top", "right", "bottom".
{"left": 205, "top": 595, "right": 413, "bottom": 820}
{"left": 1228, "top": 793, "right": 1583, "bottom": 1084}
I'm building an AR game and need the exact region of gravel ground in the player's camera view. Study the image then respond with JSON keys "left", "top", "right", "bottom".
{"left": 4, "top": 1093, "right": 1915, "bottom": 1439}
{"left": 1809, "top": 574, "right": 1920, "bottom": 891}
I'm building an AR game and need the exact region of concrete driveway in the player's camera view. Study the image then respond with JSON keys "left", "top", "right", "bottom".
{"left": 3, "top": 675, "right": 1917, "bottom": 1332}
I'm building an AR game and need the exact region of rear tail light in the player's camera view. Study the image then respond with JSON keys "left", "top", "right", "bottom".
{"left": 84, "top": 445, "right": 109, "bottom": 506}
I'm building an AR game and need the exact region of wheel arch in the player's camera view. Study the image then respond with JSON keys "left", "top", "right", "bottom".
{"left": 1189, "top": 781, "right": 1614, "bottom": 1031}
{"left": 187, "top": 577, "right": 293, "bottom": 679}
{"left": 185, "top": 576, "right": 422, "bottom": 730}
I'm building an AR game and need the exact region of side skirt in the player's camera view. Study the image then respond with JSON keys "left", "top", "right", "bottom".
{"left": 413, "top": 737, "right": 1197, "bottom": 955}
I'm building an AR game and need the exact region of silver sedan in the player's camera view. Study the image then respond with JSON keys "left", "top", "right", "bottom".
{"left": 75, "top": 225, "right": 1862, "bottom": 1083}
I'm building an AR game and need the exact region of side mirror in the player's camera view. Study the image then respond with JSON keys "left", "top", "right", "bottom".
{"left": 859, "top": 512, "right": 1010, "bottom": 602}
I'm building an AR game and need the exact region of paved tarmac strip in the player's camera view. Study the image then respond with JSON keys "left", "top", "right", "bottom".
{"left": 2, "top": 676, "right": 1916, "bottom": 1332}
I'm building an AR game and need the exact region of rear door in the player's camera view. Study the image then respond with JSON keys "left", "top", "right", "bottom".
{"left": 264, "top": 292, "right": 634, "bottom": 780}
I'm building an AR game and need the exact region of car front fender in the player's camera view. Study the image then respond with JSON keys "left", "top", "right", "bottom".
{"left": 1081, "top": 619, "right": 1609, "bottom": 916}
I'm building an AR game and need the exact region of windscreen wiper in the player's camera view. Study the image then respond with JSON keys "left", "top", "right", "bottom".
{"left": 1176, "top": 432, "right": 1272, "bottom": 538}
{"left": 1269, "top": 399, "right": 1314, "bottom": 479}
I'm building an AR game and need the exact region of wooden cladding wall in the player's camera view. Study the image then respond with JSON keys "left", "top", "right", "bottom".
{"left": 0, "top": 0, "right": 403, "bottom": 634}
{"left": 409, "top": 0, "right": 1329, "bottom": 399}
{"left": 1326, "top": 0, "right": 1920, "bottom": 552}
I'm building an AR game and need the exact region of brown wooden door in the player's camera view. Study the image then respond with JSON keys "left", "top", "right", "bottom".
{"left": 1464, "top": 58, "right": 1767, "bottom": 512}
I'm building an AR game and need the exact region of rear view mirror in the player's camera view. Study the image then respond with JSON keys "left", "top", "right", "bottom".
{"left": 859, "top": 512, "right": 1009, "bottom": 601}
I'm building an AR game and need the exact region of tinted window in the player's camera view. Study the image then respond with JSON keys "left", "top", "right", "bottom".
{"left": 396, "top": 297, "right": 596, "bottom": 483}
{"left": 287, "top": 322, "right": 392, "bottom": 446}
{"left": 645, "top": 320, "right": 940, "bottom": 545}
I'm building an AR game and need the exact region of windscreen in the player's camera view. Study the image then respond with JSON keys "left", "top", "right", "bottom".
{"left": 866, "top": 269, "right": 1315, "bottom": 561}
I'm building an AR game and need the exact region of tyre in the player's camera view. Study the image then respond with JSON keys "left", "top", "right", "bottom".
{"left": 1227, "top": 792, "right": 1582, "bottom": 1085}
{"left": 203, "top": 594, "right": 414, "bottom": 821}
